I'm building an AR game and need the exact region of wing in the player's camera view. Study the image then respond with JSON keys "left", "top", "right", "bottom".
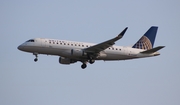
{"left": 84, "top": 27, "right": 128, "bottom": 53}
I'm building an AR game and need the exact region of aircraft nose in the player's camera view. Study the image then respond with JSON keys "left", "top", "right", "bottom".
{"left": 17, "top": 45, "right": 23, "bottom": 51}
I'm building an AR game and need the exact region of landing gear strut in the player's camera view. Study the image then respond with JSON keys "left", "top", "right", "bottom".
{"left": 81, "top": 63, "right": 87, "bottom": 69}
{"left": 33, "top": 53, "right": 38, "bottom": 62}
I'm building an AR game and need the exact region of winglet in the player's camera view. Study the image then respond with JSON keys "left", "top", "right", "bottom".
{"left": 118, "top": 27, "right": 128, "bottom": 37}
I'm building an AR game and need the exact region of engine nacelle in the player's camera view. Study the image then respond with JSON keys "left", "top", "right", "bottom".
{"left": 59, "top": 57, "right": 76, "bottom": 65}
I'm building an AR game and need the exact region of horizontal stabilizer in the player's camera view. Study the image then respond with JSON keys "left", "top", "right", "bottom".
{"left": 140, "top": 46, "right": 165, "bottom": 54}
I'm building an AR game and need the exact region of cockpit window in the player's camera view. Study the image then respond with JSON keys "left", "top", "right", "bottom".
{"left": 26, "top": 39, "right": 35, "bottom": 42}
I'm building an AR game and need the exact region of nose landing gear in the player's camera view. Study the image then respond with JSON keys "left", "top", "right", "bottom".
{"left": 34, "top": 58, "right": 38, "bottom": 62}
{"left": 33, "top": 53, "right": 38, "bottom": 62}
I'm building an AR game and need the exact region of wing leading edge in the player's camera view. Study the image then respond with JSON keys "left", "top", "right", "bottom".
{"left": 84, "top": 27, "right": 128, "bottom": 53}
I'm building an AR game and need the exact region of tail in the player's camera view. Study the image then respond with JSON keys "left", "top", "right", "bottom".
{"left": 132, "top": 26, "right": 158, "bottom": 50}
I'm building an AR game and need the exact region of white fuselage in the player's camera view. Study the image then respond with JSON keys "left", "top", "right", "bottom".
{"left": 18, "top": 38, "right": 159, "bottom": 61}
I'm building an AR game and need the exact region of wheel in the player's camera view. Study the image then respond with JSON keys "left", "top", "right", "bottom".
{"left": 81, "top": 64, "right": 87, "bottom": 69}
{"left": 34, "top": 58, "right": 38, "bottom": 62}
{"left": 89, "top": 59, "right": 95, "bottom": 64}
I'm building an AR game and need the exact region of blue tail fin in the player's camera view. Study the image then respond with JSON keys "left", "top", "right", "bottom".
{"left": 132, "top": 26, "right": 158, "bottom": 50}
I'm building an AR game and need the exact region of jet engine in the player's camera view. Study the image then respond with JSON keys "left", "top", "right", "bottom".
{"left": 59, "top": 57, "right": 77, "bottom": 64}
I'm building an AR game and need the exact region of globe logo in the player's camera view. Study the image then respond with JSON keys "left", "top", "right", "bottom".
{"left": 133, "top": 36, "right": 152, "bottom": 50}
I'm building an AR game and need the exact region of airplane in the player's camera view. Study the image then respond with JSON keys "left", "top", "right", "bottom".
{"left": 18, "top": 26, "right": 165, "bottom": 69}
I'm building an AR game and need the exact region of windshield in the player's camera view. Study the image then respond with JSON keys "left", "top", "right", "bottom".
{"left": 26, "top": 39, "right": 35, "bottom": 42}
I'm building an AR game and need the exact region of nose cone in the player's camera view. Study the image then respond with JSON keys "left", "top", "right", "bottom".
{"left": 17, "top": 45, "right": 23, "bottom": 51}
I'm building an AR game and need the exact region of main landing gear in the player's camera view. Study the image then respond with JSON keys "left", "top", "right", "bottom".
{"left": 89, "top": 59, "right": 95, "bottom": 64}
{"left": 88, "top": 55, "right": 95, "bottom": 64}
{"left": 81, "top": 63, "right": 87, "bottom": 69}
{"left": 33, "top": 53, "right": 38, "bottom": 62}
{"left": 81, "top": 59, "right": 95, "bottom": 69}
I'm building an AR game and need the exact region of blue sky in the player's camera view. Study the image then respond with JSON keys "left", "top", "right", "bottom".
{"left": 0, "top": 0, "right": 180, "bottom": 105}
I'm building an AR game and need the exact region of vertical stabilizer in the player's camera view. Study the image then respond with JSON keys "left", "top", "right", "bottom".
{"left": 132, "top": 26, "right": 158, "bottom": 50}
